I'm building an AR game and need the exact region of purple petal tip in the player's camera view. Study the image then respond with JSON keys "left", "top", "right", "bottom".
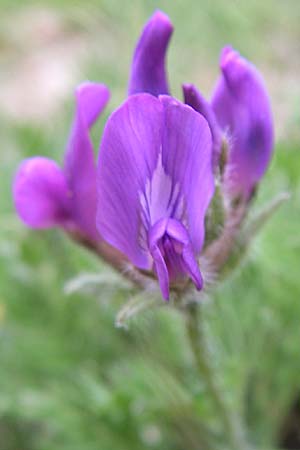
{"left": 128, "top": 10, "right": 173, "bottom": 96}
{"left": 151, "top": 9, "right": 173, "bottom": 31}
{"left": 220, "top": 46, "right": 249, "bottom": 87}
{"left": 74, "top": 82, "right": 110, "bottom": 127}
{"left": 220, "top": 45, "right": 234, "bottom": 66}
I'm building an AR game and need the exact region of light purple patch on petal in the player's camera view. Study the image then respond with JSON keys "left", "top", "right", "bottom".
{"left": 183, "top": 83, "right": 222, "bottom": 170}
{"left": 128, "top": 10, "right": 173, "bottom": 96}
{"left": 65, "top": 82, "right": 110, "bottom": 240}
{"left": 211, "top": 46, "right": 274, "bottom": 198}
{"left": 13, "top": 157, "right": 71, "bottom": 229}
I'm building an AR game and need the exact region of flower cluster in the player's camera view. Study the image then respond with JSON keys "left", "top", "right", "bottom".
{"left": 13, "top": 10, "right": 274, "bottom": 300}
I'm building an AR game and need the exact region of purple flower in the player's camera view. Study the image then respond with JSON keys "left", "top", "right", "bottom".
{"left": 97, "top": 94, "right": 214, "bottom": 299}
{"left": 128, "top": 10, "right": 173, "bottom": 96}
{"left": 13, "top": 82, "right": 110, "bottom": 242}
{"left": 211, "top": 46, "right": 274, "bottom": 198}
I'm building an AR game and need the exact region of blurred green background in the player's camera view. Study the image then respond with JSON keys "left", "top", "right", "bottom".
{"left": 0, "top": 1, "right": 300, "bottom": 449}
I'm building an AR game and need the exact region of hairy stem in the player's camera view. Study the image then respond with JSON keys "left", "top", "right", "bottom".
{"left": 186, "top": 303, "right": 250, "bottom": 450}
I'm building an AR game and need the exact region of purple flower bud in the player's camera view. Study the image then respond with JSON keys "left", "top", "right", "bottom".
{"left": 183, "top": 83, "right": 222, "bottom": 170}
{"left": 211, "top": 47, "right": 274, "bottom": 199}
{"left": 13, "top": 157, "right": 72, "bottom": 229}
{"left": 97, "top": 94, "right": 214, "bottom": 299}
{"left": 13, "top": 82, "right": 110, "bottom": 241}
{"left": 128, "top": 10, "right": 173, "bottom": 96}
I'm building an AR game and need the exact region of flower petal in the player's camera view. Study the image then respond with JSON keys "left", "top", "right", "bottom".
{"left": 64, "top": 82, "right": 110, "bottom": 240}
{"left": 97, "top": 94, "right": 214, "bottom": 275}
{"left": 167, "top": 218, "right": 203, "bottom": 290}
{"left": 148, "top": 218, "right": 203, "bottom": 299}
{"left": 183, "top": 83, "right": 222, "bottom": 170}
{"left": 13, "top": 157, "right": 71, "bottom": 229}
{"left": 97, "top": 94, "right": 164, "bottom": 268}
{"left": 211, "top": 46, "right": 274, "bottom": 197}
{"left": 128, "top": 10, "right": 173, "bottom": 96}
{"left": 148, "top": 219, "right": 170, "bottom": 300}
{"left": 159, "top": 95, "right": 215, "bottom": 253}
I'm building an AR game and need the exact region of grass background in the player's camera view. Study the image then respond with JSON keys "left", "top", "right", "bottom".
{"left": 0, "top": 1, "right": 299, "bottom": 449}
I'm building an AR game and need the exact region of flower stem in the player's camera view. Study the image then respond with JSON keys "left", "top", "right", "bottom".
{"left": 186, "top": 303, "right": 250, "bottom": 450}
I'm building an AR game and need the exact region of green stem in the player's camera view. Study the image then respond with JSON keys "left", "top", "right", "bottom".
{"left": 186, "top": 303, "right": 250, "bottom": 450}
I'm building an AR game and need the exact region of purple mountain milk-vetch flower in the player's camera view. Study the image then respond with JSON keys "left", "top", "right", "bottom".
{"left": 128, "top": 10, "right": 173, "bottom": 96}
{"left": 211, "top": 46, "right": 274, "bottom": 199}
{"left": 129, "top": 11, "right": 273, "bottom": 200}
{"left": 96, "top": 94, "right": 214, "bottom": 300}
{"left": 13, "top": 82, "right": 110, "bottom": 242}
